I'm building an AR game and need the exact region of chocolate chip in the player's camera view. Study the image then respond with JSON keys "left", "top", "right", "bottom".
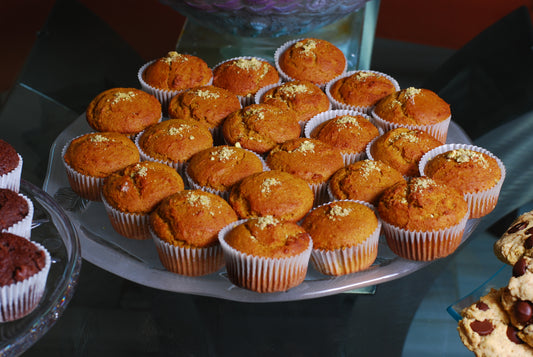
{"left": 476, "top": 301, "right": 490, "bottom": 311}
{"left": 507, "top": 325, "right": 524, "bottom": 344}
{"left": 470, "top": 319, "right": 494, "bottom": 336}
{"left": 515, "top": 301, "right": 533, "bottom": 324}
{"left": 509, "top": 222, "right": 528, "bottom": 234}
{"left": 513, "top": 257, "right": 528, "bottom": 277}
{"left": 525, "top": 236, "right": 533, "bottom": 250}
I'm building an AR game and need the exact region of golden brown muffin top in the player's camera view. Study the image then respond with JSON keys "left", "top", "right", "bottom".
{"left": 329, "top": 159, "right": 406, "bottom": 205}
{"left": 64, "top": 132, "right": 140, "bottom": 177}
{"left": 373, "top": 87, "right": 451, "bottom": 126}
{"left": 150, "top": 189, "right": 238, "bottom": 248}
{"left": 279, "top": 38, "right": 346, "bottom": 85}
{"left": 228, "top": 170, "right": 314, "bottom": 222}
{"left": 310, "top": 114, "right": 380, "bottom": 154}
{"left": 261, "top": 80, "right": 330, "bottom": 123}
{"left": 86, "top": 87, "right": 161, "bottom": 135}
{"left": 138, "top": 119, "right": 213, "bottom": 164}
{"left": 266, "top": 138, "right": 344, "bottom": 185}
{"left": 424, "top": 149, "right": 502, "bottom": 194}
{"left": 212, "top": 57, "right": 279, "bottom": 97}
{"left": 369, "top": 127, "right": 442, "bottom": 177}
{"left": 222, "top": 103, "right": 301, "bottom": 154}
{"left": 223, "top": 216, "right": 311, "bottom": 258}
{"left": 377, "top": 177, "right": 468, "bottom": 232}
{"left": 301, "top": 200, "right": 378, "bottom": 250}
{"left": 167, "top": 85, "right": 241, "bottom": 129}
{"left": 102, "top": 161, "right": 184, "bottom": 214}
{"left": 329, "top": 71, "right": 397, "bottom": 108}
{"left": 142, "top": 51, "right": 212, "bottom": 91}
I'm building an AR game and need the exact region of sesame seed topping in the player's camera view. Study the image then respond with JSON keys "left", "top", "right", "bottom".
{"left": 186, "top": 192, "right": 211, "bottom": 207}
{"left": 261, "top": 178, "right": 281, "bottom": 194}
{"left": 335, "top": 115, "right": 361, "bottom": 129}
{"left": 256, "top": 215, "right": 278, "bottom": 230}
{"left": 293, "top": 140, "right": 315, "bottom": 154}
{"left": 295, "top": 39, "right": 317, "bottom": 55}
{"left": 411, "top": 177, "right": 436, "bottom": 193}
{"left": 327, "top": 204, "right": 352, "bottom": 220}
{"left": 89, "top": 134, "right": 110, "bottom": 143}
{"left": 389, "top": 130, "right": 419, "bottom": 144}
{"left": 404, "top": 87, "right": 421, "bottom": 100}
{"left": 444, "top": 149, "right": 488, "bottom": 167}
{"left": 278, "top": 83, "right": 309, "bottom": 96}
{"left": 111, "top": 91, "right": 137, "bottom": 104}
{"left": 210, "top": 146, "right": 235, "bottom": 161}
{"left": 359, "top": 160, "right": 381, "bottom": 178}
{"left": 234, "top": 58, "right": 263, "bottom": 71}
{"left": 195, "top": 89, "right": 219, "bottom": 99}
{"left": 161, "top": 51, "right": 188, "bottom": 64}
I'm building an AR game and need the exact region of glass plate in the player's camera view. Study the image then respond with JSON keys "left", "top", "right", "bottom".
{"left": 42, "top": 114, "right": 479, "bottom": 303}
{"left": 0, "top": 180, "right": 82, "bottom": 357}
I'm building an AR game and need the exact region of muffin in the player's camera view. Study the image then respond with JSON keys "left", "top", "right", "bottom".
{"left": 62, "top": 132, "right": 140, "bottom": 201}
{"left": 305, "top": 110, "right": 380, "bottom": 165}
{"left": 371, "top": 87, "right": 451, "bottom": 143}
{"left": 186, "top": 145, "right": 265, "bottom": 199}
{"left": 326, "top": 70, "right": 400, "bottom": 113}
{"left": 150, "top": 189, "right": 238, "bottom": 276}
{"left": 212, "top": 57, "right": 280, "bottom": 106}
{"left": 135, "top": 118, "right": 213, "bottom": 177}
{"left": 367, "top": 127, "right": 442, "bottom": 177}
{"left": 377, "top": 176, "right": 469, "bottom": 261}
{"left": 0, "top": 232, "right": 51, "bottom": 322}
{"left": 218, "top": 216, "right": 313, "bottom": 293}
{"left": 222, "top": 103, "right": 301, "bottom": 155}
{"left": 0, "top": 139, "right": 22, "bottom": 192}
{"left": 328, "top": 159, "right": 406, "bottom": 205}
{"left": 266, "top": 138, "right": 344, "bottom": 204}
{"left": 420, "top": 144, "right": 505, "bottom": 219}
{"left": 139, "top": 51, "right": 213, "bottom": 108}
{"left": 0, "top": 188, "right": 34, "bottom": 239}
{"left": 228, "top": 170, "right": 314, "bottom": 222}
{"left": 101, "top": 161, "right": 185, "bottom": 240}
{"left": 167, "top": 85, "right": 241, "bottom": 144}
{"left": 257, "top": 80, "right": 331, "bottom": 128}
{"left": 301, "top": 200, "right": 381, "bottom": 276}
{"left": 86, "top": 87, "right": 162, "bottom": 138}
{"left": 275, "top": 38, "right": 347, "bottom": 86}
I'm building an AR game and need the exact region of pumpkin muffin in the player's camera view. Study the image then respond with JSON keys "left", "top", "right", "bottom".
{"left": 420, "top": 144, "right": 505, "bottom": 219}
{"left": 150, "top": 189, "right": 238, "bottom": 276}
{"left": 228, "top": 170, "right": 314, "bottom": 222}
{"left": 371, "top": 87, "right": 451, "bottom": 143}
{"left": 63, "top": 132, "right": 140, "bottom": 201}
{"left": 222, "top": 103, "right": 301, "bottom": 155}
{"left": 86, "top": 87, "right": 162, "bottom": 137}
{"left": 0, "top": 139, "right": 22, "bottom": 192}
{"left": 218, "top": 216, "right": 312, "bottom": 293}
{"left": 301, "top": 200, "right": 381, "bottom": 276}
{"left": 101, "top": 161, "right": 185, "bottom": 240}
{"left": 377, "top": 176, "right": 469, "bottom": 261}
{"left": 367, "top": 127, "right": 442, "bottom": 177}
{"left": 0, "top": 188, "right": 33, "bottom": 239}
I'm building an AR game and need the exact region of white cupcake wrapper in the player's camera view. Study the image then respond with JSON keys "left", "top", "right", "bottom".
{"left": 101, "top": 195, "right": 151, "bottom": 240}
{"left": 2, "top": 193, "right": 34, "bottom": 239}
{"left": 325, "top": 70, "right": 401, "bottom": 113}
{"left": 419, "top": 143, "right": 506, "bottom": 219}
{"left": 62, "top": 139, "right": 104, "bottom": 201}
{"left": 218, "top": 219, "right": 313, "bottom": 293}
{"left": 134, "top": 130, "right": 187, "bottom": 179}
{"left": 0, "top": 154, "right": 22, "bottom": 192}
{"left": 309, "top": 200, "right": 381, "bottom": 276}
{"left": 150, "top": 228, "right": 224, "bottom": 276}
{"left": 0, "top": 242, "right": 51, "bottom": 322}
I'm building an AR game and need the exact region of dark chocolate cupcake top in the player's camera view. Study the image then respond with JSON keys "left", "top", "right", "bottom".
{"left": 0, "top": 188, "right": 29, "bottom": 230}
{"left": 0, "top": 232, "right": 46, "bottom": 286}
{"left": 0, "top": 139, "right": 19, "bottom": 176}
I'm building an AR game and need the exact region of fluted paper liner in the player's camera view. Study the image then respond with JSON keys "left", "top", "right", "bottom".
{"left": 3, "top": 193, "right": 34, "bottom": 239}
{"left": 0, "top": 154, "right": 22, "bottom": 192}
{"left": 102, "top": 195, "right": 150, "bottom": 240}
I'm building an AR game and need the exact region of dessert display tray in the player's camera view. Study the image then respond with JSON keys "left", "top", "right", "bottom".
{"left": 43, "top": 114, "right": 479, "bottom": 303}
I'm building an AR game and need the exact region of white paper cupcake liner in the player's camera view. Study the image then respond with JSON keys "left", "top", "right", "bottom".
{"left": 0, "top": 242, "right": 51, "bottom": 322}
{"left": 218, "top": 219, "right": 313, "bottom": 293}
{"left": 325, "top": 70, "right": 401, "bottom": 113}
{"left": 151, "top": 228, "right": 224, "bottom": 276}
{"left": 419, "top": 143, "right": 506, "bottom": 219}
{"left": 134, "top": 130, "right": 187, "bottom": 179}
{"left": 101, "top": 195, "right": 151, "bottom": 240}
{"left": 0, "top": 154, "right": 22, "bottom": 192}
{"left": 2, "top": 193, "right": 34, "bottom": 240}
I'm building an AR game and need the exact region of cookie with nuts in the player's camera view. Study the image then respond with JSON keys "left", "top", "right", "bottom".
{"left": 494, "top": 210, "right": 533, "bottom": 266}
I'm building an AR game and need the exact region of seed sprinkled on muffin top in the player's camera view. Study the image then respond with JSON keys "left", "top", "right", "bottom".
{"left": 235, "top": 58, "right": 263, "bottom": 71}
{"left": 89, "top": 134, "right": 110, "bottom": 143}
{"left": 161, "top": 51, "right": 188, "bottom": 64}
{"left": 335, "top": 115, "right": 361, "bottom": 129}
{"left": 445, "top": 149, "right": 488, "bottom": 167}
{"left": 295, "top": 39, "right": 317, "bottom": 54}
{"left": 260, "top": 178, "right": 281, "bottom": 194}
{"left": 278, "top": 83, "right": 309, "bottom": 96}
{"left": 111, "top": 91, "right": 137, "bottom": 104}
{"left": 293, "top": 140, "right": 315, "bottom": 154}
{"left": 244, "top": 107, "right": 266, "bottom": 120}
{"left": 404, "top": 87, "right": 421, "bottom": 101}
{"left": 210, "top": 146, "right": 235, "bottom": 161}
{"left": 411, "top": 177, "right": 436, "bottom": 193}
{"left": 327, "top": 205, "right": 352, "bottom": 220}
{"left": 131, "top": 164, "right": 148, "bottom": 178}
{"left": 256, "top": 215, "right": 278, "bottom": 229}
{"left": 354, "top": 71, "right": 373, "bottom": 80}
{"left": 389, "top": 130, "right": 419, "bottom": 144}
{"left": 360, "top": 160, "right": 381, "bottom": 178}
{"left": 186, "top": 192, "right": 211, "bottom": 207}
{"left": 195, "top": 89, "right": 220, "bottom": 99}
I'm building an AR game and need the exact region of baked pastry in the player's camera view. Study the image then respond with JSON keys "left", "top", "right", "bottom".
{"left": 150, "top": 189, "right": 238, "bottom": 276}
{"left": 222, "top": 103, "right": 301, "bottom": 155}
{"left": 275, "top": 38, "right": 346, "bottom": 86}
{"left": 101, "top": 161, "right": 185, "bottom": 240}
{"left": 305, "top": 110, "right": 380, "bottom": 165}
{"left": 228, "top": 170, "right": 314, "bottom": 222}
{"left": 420, "top": 144, "right": 505, "bottom": 219}
{"left": 367, "top": 127, "right": 442, "bottom": 177}
{"left": 63, "top": 132, "right": 140, "bottom": 201}
{"left": 371, "top": 87, "right": 451, "bottom": 143}
{"left": 218, "top": 216, "right": 312, "bottom": 292}
{"left": 0, "top": 188, "right": 34, "bottom": 239}
{"left": 326, "top": 70, "right": 400, "bottom": 112}
{"left": 0, "top": 139, "right": 22, "bottom": 192}
{"left": 494, "top": 210, "right": 533, "bottom": 266}
{"left": 135, "top": 118, "right": 213, "bottom": 177}
{"left": 328, "top": 159, "right": 406, "bottom": 205}
{"left": 377, "top": 176, "right": 469, "bottom": 261}
{"left": 301, "top": 200, "right": 381, "bottom": 276}
{"left": 186, "top": 145, "right": 265, "bottom": 199}
{"left": 212, "top": 57, "right": 280, "bottom": 105}
{"left": 0, "top": 232, "right": 51, "bottom": 322}
{"left": 86, "top": 87, "right": 162, "bottom": 138}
